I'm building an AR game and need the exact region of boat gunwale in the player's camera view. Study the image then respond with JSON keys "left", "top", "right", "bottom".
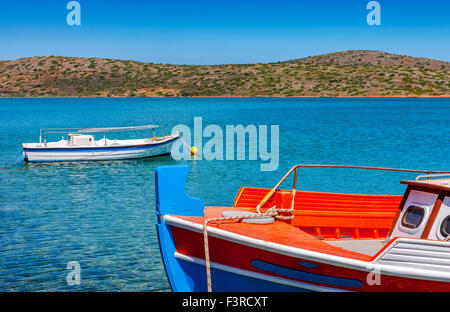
{"left": 163, "top": 213, "right": 450, "bottom": 282}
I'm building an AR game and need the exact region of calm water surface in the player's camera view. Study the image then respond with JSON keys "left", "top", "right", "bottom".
{"left": 0, "top": 97, "right": 449, "bottom": 291}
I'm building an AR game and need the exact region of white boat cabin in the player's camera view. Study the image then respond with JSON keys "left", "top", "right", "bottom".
{"left": 68, "top": 133, "right": 95, "bottom": 146}
{"left": 387, "top": 175, "right": 450, "bottom": 241}
{"left": 327, "top": 174, "right": 450, "bottom": 257}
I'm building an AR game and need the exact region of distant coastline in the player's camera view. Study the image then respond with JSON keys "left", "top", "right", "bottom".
{"left": 1, "top": 95, "right": 448, "bottom": 99}
{"left": 1, "top": 50, "right": 449, "bottom": 98}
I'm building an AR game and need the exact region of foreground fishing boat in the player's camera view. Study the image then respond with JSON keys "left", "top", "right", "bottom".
{"left": 21, "top": 125, "right": 179, "bottom": 162}
{"left": 156, "top": 165, "right": 450, "bottom": 292}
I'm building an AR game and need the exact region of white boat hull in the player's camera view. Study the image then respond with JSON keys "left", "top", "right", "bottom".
{"left": 22, "top": 135, "right": 179, "bottom": 162}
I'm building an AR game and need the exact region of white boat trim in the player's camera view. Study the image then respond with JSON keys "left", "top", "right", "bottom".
{"left": 165, "top": 215, "right": 450, "bottom": 282}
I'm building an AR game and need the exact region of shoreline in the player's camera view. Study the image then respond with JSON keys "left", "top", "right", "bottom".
{"left": 0, "top": 95, "right": 449, "bottom": 99}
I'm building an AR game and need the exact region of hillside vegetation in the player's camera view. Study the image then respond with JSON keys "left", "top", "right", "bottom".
{"left": 0, "top": 50, "right": 448, "bottom": 97}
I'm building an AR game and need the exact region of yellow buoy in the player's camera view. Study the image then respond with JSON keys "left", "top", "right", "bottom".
{"left": 190, "top": 146, "right": 198, "bottom": 155}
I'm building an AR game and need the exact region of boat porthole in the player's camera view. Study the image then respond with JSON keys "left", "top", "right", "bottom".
{"left": 440, "top": 215, "right": 450, "bottom": 238}
{"left": 401, "top": 205, "right": 425, "bottom": 229}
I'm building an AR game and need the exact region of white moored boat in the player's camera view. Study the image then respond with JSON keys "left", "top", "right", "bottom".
{"left": 21, "top": 125, "right": 179, "bottom": 162}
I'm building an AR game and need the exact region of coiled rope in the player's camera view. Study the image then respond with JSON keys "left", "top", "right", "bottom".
{"left": 202, "top": 168, "right": 300, "bottom": 291}
{"left": 202, "top": 205, "right": 296, "bottom": 292}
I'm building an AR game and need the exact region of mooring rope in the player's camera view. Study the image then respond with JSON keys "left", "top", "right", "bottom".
{"left": 179, "top": 135, "right": 198, "bottom": 155}
{"left": 0, "top": 163, "right": 52, "bottom": 173}
{"left": 179, "top": 136, "right": 191, "bottom": 151}
{"left": 202, "top": 206, "right": 296, "bottom": 292}
{"left": 0, "top": 151, "right": 24, "bottom": 171}
{"left": 0, "top": 149, "right": 133, "bottom": 173}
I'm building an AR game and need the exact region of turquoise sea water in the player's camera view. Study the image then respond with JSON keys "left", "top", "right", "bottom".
{"left": 0, "top": 97, "right": 449, "bottom": 291}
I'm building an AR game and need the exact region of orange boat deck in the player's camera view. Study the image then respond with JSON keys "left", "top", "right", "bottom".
{"left": 170, "top": 188, "right": 403, "bottom": 261}
{"left": 232, "top": 187, "right": 402, "bottom": 240}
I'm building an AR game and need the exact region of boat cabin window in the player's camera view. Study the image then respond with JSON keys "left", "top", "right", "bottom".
{"left": 440, "top": 216, "right": 450, "bottom": 238}
{"left": 401, "top": 205, "right": 425, "bottom": 229}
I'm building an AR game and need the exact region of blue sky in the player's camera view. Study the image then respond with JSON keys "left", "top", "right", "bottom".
{"left": 0, "top": 0, "right": 449, "bottom": 64}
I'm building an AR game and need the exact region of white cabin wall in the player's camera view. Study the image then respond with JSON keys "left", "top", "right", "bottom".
{"left": 428, "top": 196, "right": 450, "bottom": 241}
{"left": 390, "top": 190, "right": 438, "bottom": 239}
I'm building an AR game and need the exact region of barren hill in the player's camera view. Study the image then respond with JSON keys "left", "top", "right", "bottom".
{"left": 0, "top": 50, "right": 448, "bottom": 97}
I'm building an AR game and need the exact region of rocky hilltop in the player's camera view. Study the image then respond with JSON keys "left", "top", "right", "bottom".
{"left": 0, "top": 50, "right": 448, "bottom": 97}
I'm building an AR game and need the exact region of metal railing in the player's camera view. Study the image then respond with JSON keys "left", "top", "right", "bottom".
{"left": 38, "top": 125, "right": 164, "bottom": 146}
{"left": 256, "top": 164, "right": 450, "bottom": 212}
{"left": 415, "top": 173, "right": 450, "bottom": 181}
